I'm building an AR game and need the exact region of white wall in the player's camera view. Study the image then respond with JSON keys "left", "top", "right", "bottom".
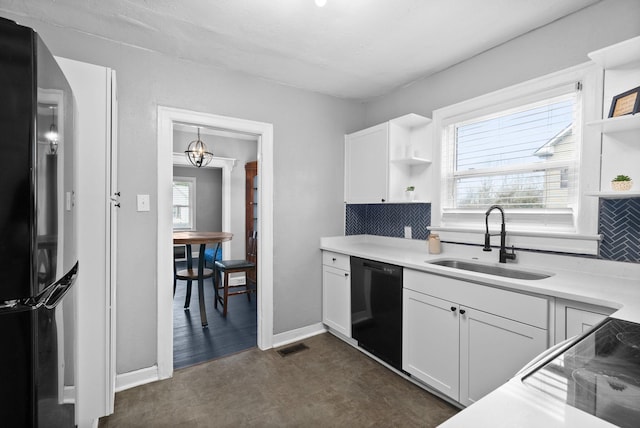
{"left": 363, "top": 0, "right": 640, "bottom": 126}
{"left": 0, "top": 11, "right": 363, "bottom": 374}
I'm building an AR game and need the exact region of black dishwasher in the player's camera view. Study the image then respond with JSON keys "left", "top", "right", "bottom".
{"left": 351, "top": 256, "right": 403, "bottom": 370}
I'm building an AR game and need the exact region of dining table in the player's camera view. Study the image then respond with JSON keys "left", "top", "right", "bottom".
{"left": 173, "top": 231, "right": 233, "bottom": 327}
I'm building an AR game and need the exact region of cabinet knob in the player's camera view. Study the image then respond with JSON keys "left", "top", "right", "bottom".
{"left": 459, "top": 309, "right": 466, "bottom": 315}
{"left": 450, "top": 306, "right": 457, "bottom": 312}
{"left": 344, "top": 273, "right": 349, "bottom": 277}
{"left": 381, "top": 198, "right": 386, "bottom": 202}
{"left": 332, "top": 257, "right": 337, "bottom": 261}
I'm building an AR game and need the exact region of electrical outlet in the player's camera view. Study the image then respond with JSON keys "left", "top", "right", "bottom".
{"left": 404, "top": 226, "right": 412, "bottom": 239}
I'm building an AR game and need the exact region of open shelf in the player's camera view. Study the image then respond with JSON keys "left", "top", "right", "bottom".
{"left": 390, "top": 156, "right": 432, "bottom": 166}
{"left": 587, "top": 114, "right": 640, "bottom": 134}
{"left": 585, "top": 191, "right": 640, "bottom": 199}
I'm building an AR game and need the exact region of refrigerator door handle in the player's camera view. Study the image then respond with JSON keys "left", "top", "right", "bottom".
{"left": 39, "top": 261, "right": 79, "bottom": 309}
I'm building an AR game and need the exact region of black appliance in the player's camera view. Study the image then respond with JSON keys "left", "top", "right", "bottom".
{"left": 523, "top": 318, "right": 640, "bottom": 428}
{"left": 0, "top": 17, "right": 78, "bottom": 427}
{"left": 351, "top": 257, "right": 403, "bottom": 370}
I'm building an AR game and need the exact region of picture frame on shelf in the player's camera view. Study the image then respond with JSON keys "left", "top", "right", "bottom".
{"left": 608, "top": 86, "right": 640, "bottom": 118}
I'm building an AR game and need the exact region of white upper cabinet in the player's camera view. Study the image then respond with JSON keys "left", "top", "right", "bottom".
{"left": 345, "top": 114, "right": 432, "bottom": 204}
{"left": 345, "top": 123, "right": 389, "bottom": 203}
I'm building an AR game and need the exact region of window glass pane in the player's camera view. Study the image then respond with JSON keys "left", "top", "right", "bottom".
{"left": 449, "top": 92, "right": 579, "bottom": 210}
{"left": 172, "top": 179, "right": 194, "bottom": 229}
{"left": 455, "top": 169, "right": 573, "bottom": 209}
{"left": 456, "top": 96, "right": 574, "bottom": 171}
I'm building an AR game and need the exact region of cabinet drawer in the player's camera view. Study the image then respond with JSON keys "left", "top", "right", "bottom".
{"left": 322, "top": 251, "right": 350, "bottom": 271}
{"left": 404, "top": 269, "right": 548, "bottom": 329}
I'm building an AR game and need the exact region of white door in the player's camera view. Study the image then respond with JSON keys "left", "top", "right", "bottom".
{"left": 459, "top": 307, "right": 547, "bottom": 407}
{"left": 57, "top": 58, "right": 117, "bottom": 425}
{"left": 345, "top": 123, "right": 389, "bottom": 203}
{"left": 403, "top": 289, "right": 459, "bottom": 400}
{"left": 322, "top": 265, "right": 351, "bottom": 337}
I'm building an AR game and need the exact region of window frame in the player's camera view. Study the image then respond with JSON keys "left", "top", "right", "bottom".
{"left": 430, "top": 63, "right": 603, "bottom": 255}
{"left": 172, "top": 176, "right": 197, "bottom": 231}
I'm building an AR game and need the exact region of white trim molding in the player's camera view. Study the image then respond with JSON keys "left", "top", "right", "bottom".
{"left": 157, "top": 106, "right": 274, "bottom": 381}
{"left": 115, "top": 366, "right": 159, "bottom": 392}
{"left": 272, "top": 323, "right": 327, "bottom": 349}
{"left": 429, "top": 226, "right": 602, "bottom": 255}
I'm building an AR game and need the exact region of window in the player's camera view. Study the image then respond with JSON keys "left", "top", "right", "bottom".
{"left": 443, "top": 91, "right": 580, "bottom": 211}
{"left": 431, "top": 63, "right": 602, "bottom": 254}
{"left": 173, "top": 177, "right": 196, "bottom": 230}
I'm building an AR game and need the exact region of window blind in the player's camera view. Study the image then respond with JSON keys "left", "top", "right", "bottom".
{"left": 173, "top": 181, "right": 190, "bottom": 207}
{"left": 173, "top": 179, "right": 194, "bottom": 229}
{"left": 443, "top": 88, "right": 581, "bottom": 211}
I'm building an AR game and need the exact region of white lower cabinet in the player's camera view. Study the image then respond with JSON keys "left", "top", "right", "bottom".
{"left": 458, "top": 306, "right": 547, "bottom": 406}
{"left": 403, "top": 289, "right": 459, "bottom": 399}
{"left": 554, "top": 299, "right": 614, "bottom": 343}
{"left": 322, "top": 251, "right": 351, "bottom": 337}
{"left": 403, "top": 269, "right": 548, "bottom": 405}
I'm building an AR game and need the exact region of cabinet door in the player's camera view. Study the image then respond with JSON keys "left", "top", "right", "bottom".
{"left": 554, "top": 300, "right": 613, "bottom": 343}
{"left": 565, "top": 307, "right": 607, "bottom": 339}
{"left": 459, "top": 307, "right": 547, "bottom": 407}
{"left": 322, "top": 265, "right": 351, "bottom": 337}
{"left": 345, "top": 123, "right": 389, "bottom": 203}
{"left": 403, "top": 289, "right": 459, "bottom": 400}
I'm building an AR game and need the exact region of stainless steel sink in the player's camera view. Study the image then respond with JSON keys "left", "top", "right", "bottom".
{"left": 428, "top": 259, "right": 552, "bottom": 280}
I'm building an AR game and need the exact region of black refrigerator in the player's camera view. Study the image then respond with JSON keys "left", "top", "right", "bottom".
{"left": 0, "top": 17, "right": 78, "bottom": 427}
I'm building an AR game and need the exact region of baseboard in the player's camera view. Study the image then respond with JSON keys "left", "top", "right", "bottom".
{"left": 271, "top": 322, "right": 326, "bottom": 348}
{"left": 115, "top": 365, "right": 159, "bottom": 392}
{"left": 228, "top": 274, "right": 245, "bottom": 286}
{"left": 63, "top": 385, "right": 75, "bottom": 404}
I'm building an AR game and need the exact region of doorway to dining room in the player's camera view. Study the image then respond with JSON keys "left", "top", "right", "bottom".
{"left": 171, "top": 125, "right": 258, "bottom": 369}
{"left": 157, "top": 106, "right": 274, "bottom": 381}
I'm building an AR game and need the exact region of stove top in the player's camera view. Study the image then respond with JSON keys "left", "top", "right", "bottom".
{"left": 523, "top": 318, "right": 640, "bottom": 428}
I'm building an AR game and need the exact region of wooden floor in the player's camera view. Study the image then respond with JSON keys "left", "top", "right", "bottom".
{"left": 173, "top": 260, "right": 257, "bottom": 369}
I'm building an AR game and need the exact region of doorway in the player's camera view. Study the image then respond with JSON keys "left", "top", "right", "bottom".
{"left": 171, "top": 126, "right": 258, "bottom": 368}
{"left": 157, "top": 107, "right": 274, "bottom": 380}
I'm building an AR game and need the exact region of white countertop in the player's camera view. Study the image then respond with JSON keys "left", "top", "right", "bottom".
{"left": 321, "top": 234, "right": 640, "bottom": 428}
{"left": 320, "top": 234, "right": 640, "bottom": 323}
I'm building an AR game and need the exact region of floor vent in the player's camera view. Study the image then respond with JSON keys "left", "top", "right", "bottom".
{"left": 277, "top": 343, "right": 309, "bottom": 357}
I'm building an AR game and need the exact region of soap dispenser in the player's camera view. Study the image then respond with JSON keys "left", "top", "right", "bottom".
{"left": 428, "top": 233, "right": 441, "bottom": 254}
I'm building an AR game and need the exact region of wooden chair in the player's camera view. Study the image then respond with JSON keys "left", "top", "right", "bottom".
{"left": 213, "top": 231, "right": 257, "bottom": 316}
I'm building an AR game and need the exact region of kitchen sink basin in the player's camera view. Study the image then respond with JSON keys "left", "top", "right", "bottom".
{"left": 428, "top": 259, "right": 552, "bottom": 280}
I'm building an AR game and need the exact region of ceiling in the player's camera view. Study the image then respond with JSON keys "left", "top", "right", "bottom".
{"left": 1, "top": 0, "right": 601, "bottom": 100}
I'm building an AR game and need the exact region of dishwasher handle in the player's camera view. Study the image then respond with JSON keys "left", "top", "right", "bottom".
{"left": 361, "top": 260, "right": 402, "bottom": 277}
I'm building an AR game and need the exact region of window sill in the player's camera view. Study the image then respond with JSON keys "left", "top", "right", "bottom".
{"left": 428, "top": 226, "right": 601, "bottom": 255}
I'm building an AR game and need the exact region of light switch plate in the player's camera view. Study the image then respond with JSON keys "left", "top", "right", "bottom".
{"left": 137, "top": 194, "right": 150, "bottom": 212}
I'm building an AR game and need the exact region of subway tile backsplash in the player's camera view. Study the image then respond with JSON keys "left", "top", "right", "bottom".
{"left": 599, "top": 197, "right": 640, "bottom": 263}
{"left": 345, "top": 203, "right": 431, "bottom": 240}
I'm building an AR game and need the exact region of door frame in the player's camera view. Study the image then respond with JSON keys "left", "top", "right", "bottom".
{"left": 157, "top": 106, "right": 274, "bottom": 379}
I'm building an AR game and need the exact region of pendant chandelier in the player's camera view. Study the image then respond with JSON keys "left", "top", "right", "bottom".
{"left": 184, "top": 127, "right": 213, "bottom": 168}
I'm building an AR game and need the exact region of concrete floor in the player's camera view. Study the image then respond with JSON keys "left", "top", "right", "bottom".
{"left": 99, "top": 333, "right": 459, "bottom": 427}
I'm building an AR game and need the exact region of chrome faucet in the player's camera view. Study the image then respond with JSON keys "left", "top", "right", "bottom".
{"left": 483, "top": 205, "right": 516, "bottom": 263}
